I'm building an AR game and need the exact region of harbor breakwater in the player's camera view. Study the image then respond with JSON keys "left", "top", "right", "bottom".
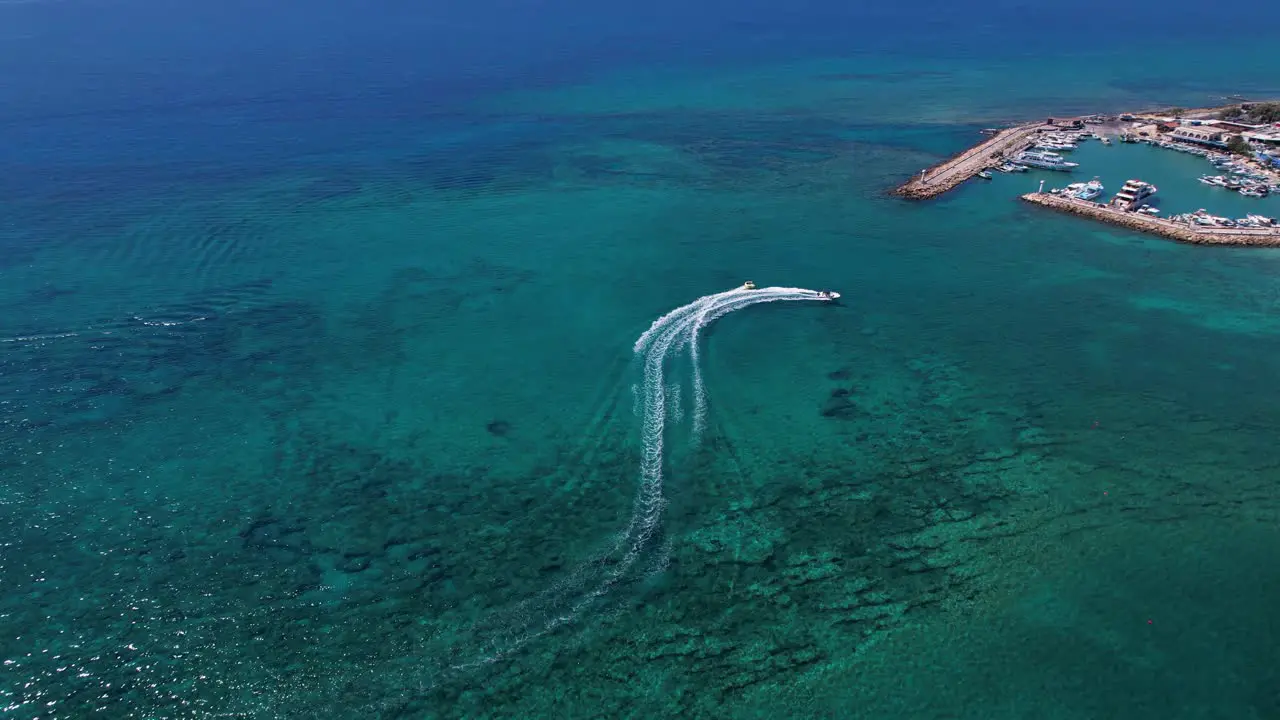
{"left": 1020, "top": 193, "right": 1280, "bottom": 247}
{"left": 894, "top": 123, "right": 1045, "bottom": 200}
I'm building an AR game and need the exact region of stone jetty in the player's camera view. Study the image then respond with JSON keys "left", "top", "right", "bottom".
{"left": 1020, "top": 192, "right": 1280, "bottom": 247}
{"left": 894, "top": 122, "right": 1046, "bottom": 200}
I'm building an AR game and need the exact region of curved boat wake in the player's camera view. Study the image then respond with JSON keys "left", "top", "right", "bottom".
{"left": 426, "top": 285, "right": 834, "bottom": 685}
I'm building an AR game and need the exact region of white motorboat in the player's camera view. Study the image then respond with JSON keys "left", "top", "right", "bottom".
{"left": 1013, "top": 151, "right": 1079, "bottom": 171}
{"left": 1113, "top": 179, "right": 1157, "bottom": 210}
{"left": 1072, "top": 179, "right": 1104, "bottom": 201}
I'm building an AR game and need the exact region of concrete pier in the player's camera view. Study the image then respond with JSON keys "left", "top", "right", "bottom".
{"left": 1020, "top": 192, "right": 1280, "bottom": 247}
{"left": 894, "top": 123, "right": 1046, "bottom": 200}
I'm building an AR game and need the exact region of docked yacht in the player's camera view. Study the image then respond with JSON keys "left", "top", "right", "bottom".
{"left": 1013, "top": 150, "right": 1078, "bottom": 171}
{"left": 1069, "top": 178, "right": 1105, "bottom": 201}
{"left": 1113, "top": 179, "right": 1157, "bottom": 210}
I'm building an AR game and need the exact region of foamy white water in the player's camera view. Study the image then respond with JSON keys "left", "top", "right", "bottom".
{"left": 435, "top": 285, "right": 833, "bottom": 681}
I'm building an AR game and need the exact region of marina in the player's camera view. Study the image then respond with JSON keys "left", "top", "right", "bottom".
{"left": 896, "top": 100, "right": 1280, "bottom": 244}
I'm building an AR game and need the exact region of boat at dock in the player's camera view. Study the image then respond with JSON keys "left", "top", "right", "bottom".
{"left": 977, "top": 170, "right": 993, "bottom": 180}
{"left": 1068, "top": 179, "right": 1104, "bottom": 201}
{"left": 1013, "top": 150, "right": 1078, "bottom": 171}
{"left": 1113, "top": 179, "right": 1157, "bottom": 210}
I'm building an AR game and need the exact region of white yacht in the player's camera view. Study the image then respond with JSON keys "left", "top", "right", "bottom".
{"left": 1013, "top": 150, "right": 1078, "bottom": 171}
{"left": 1068, "top": 178, "right": 1105, "bottom": 201}
{"left": 1113, "top": 179, "right": 1157, "bottom": 210}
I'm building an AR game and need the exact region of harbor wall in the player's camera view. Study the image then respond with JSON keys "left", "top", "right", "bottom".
{"left": 1020, "top": 193, "right": 1280, "bottom": 247}
{"left": 893, "top": 123, "right": 1046, "bottom": 200}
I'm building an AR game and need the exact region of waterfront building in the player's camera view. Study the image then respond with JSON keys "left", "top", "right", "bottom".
{"left": 1169, "top": 126, "right": 1228, "bottom": 148}
{"left": 1243, "top": 130, "right": 1280, "bottom": 147}
{"left": 1214, "top": 120, "right": 1268, "bottom": 133}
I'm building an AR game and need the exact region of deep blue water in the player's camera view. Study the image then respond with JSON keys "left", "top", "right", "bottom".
{"left": 4, "top": 1, "right": 1280, "bottom": 717}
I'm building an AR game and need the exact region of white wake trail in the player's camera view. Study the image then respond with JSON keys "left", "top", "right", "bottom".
{"left": 434, "top": 285, "right": 833, "bottom": 680}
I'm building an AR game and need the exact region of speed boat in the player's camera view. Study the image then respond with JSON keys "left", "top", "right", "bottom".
{"left": 1072, "top": 179, "right": 1104, "bottom": 201}
{"left": 817, "top": 290, "right": 841, "bottom": 300}
{"left": 742, "top": 280, "right": 756, "bottom": 290}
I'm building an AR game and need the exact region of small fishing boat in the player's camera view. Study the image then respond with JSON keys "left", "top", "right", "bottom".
{"left": 977, "top": 170, "right": 993, "bottom": 180}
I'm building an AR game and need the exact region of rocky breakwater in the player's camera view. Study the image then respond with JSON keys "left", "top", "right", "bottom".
{"left": 1021, "top": 193, "right": 1280, "bottom": 247}
{"left": 894, "top": 123, "right": 1041, "bottom": 200}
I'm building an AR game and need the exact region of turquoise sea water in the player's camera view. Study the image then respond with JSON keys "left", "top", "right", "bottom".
{"left": 4, "top": 2, "right": 1280, "bottom": 717}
